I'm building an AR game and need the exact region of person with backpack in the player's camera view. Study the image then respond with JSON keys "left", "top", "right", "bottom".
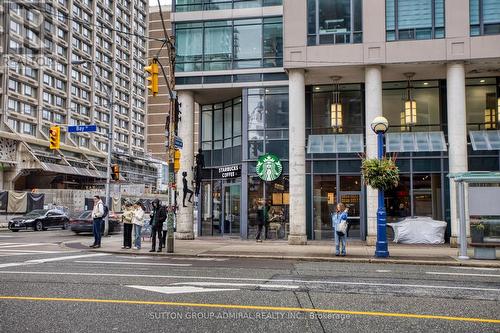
{"left": 332, "top": 203, "right": 349, "bottom": 256}
{"left": 90, "top": 195, "right": 105, "bottom": 248}
{"left": 149, "top": 198, "right": 167, "bottom": 252}
{"left": 132, "top": 201, "right": 145, "bottom": 250}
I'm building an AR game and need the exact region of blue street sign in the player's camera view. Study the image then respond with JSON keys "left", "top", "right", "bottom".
{"left": 68, "top": 125, "right": 97, "bottom": 133}
{"left": 174, "top": 136, "right": 183, "bottom": 149}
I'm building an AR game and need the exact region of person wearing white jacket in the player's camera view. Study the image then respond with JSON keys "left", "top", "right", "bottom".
{"left": 90, "top": 195, "right": 105, "bottom": 248}
{"left": 132, "top": 201, "right": 145, "bottom": 250}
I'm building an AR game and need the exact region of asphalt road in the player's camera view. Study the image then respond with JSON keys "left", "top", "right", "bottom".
{"left": 0, "top": 230, "right": 499, "bottom": 333}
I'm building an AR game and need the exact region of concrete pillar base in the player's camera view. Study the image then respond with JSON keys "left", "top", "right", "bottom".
{"left": 288, "top": 234, "right": 307, "bottom": 245}
{"left": 450, "top": 236, "right": 471, "bottom": 248}
{"left": 175, "top": 231, "right": 194, "bottom": 240}
{"left": 365, "top": 235, "right": 377, "bottom": 246}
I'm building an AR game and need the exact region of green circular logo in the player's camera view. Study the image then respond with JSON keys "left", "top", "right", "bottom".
{"left": 256, "top": 153, "right": 282, "bottom": 181}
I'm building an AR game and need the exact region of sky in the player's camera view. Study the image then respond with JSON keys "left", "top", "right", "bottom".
{"left": 150, "top": 0, "right": 171, "bottom": 6}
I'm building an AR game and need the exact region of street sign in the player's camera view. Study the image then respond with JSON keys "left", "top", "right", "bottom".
{"left": 68, "top": 125, "right": 97, "bottom": 133}
{"left": 174, "top": 136, "right": 183, "bottom": 149}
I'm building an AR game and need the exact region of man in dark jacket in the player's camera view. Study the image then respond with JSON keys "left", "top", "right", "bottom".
{"left": 149, "top": 198, "right": 167, "bottom": 252}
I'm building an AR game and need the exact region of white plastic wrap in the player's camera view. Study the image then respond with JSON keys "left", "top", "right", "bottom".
{"left": 387, "top": 217, "right": 447, "bottom": 244}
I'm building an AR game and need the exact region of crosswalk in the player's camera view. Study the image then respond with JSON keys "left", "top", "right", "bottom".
{"left": 0, "top": 242, "right": 65, "bottom": 257}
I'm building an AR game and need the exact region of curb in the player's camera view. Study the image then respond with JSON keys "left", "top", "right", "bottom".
{"left": 63, "top": 242, "right": 500, "bottom": 268}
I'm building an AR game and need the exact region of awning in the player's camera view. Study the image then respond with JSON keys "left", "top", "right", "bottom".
{"left": 386, "top": 131, "right": 447, "bottom": 152}
{"left": 307, "top": 134, "right": 364, "bottom": 154}
{"left": 40, "top": 162, "right": 108, "bottom": 179}
{"left": 469, "top": 130, "right": 500, "bottom": 150}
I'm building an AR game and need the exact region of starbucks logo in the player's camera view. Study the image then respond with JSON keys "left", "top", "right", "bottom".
{"left": 256, "top": 154, "right": 282, "bottom": 181}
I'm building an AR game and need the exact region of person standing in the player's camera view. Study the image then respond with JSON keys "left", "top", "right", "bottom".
{"left": 332, "top": 203, "right": 349, "bottom": 256}
{"left": 121, "top": 202, "right": 134, "bottom": 249}
{"left": 149, "top": 198, "right": 167, "bottom": 252}
{"left": 90, "top": 195, "right": 104, "bottom": 248}
{"left": 255, "top": 200, "right": 268, "bottom": 242}
{"left": 132, "top": 201, "right": 145, "bottom": 250}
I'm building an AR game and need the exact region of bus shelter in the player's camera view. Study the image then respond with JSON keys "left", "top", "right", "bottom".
{"left": 448, "top": 171, "right": 500, "bottom": 259}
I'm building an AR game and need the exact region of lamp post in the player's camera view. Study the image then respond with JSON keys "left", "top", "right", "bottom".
{"left": 370, "top": 116, "right": 389, "bottom": 258}
{"left": 72, "top": 60, "right": 113, "bottom": 236}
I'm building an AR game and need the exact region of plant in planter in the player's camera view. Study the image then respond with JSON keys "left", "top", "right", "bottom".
{"left": 470, "top": 222, "right": 485, "bottom": 243}
{"left": 361, "top": 157, "right": 400, "bottom": 191}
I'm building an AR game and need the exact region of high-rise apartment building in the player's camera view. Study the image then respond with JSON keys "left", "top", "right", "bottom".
{"left": 0, "top": 0, "right": 159, "bottom": 191}
{"left": 172, "top": 0, "right": 500, "bottom": 245}
{"left": 147, "top": 4, "right": 171, "bottom": 162}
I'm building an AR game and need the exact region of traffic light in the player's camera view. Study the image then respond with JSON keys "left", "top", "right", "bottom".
{"left": 111, "top": 164, "right": 120, "bottom": 181}
{"left": 144, "top": 60, "right": 159, "bottom": 97}
{"left": 173, "top": 149, "right": 181, "bottom": 173}
{"left": 49, "top": 126, "right": 60, "bottom": 150}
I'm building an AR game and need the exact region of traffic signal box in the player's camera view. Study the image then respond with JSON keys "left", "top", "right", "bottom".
{"left": 49, "top": 126, "right": 60, "bottom": 150}
{"left": 144, "top": 61, "right": 159, "bottom": 97}
{"left": 173, "top": 149, "right": 181, "bottom": 173}
{"left": 111, "top": 164, "right": 120, "bottom": 181}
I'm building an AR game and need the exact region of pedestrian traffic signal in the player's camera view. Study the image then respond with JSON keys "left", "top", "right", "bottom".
{"left": 49, "top": 126, "right": 60, "bottom": 150}
{"left": 173, "top": 149, "right": 181, "bottom": 173}
{"left": 144, "top": 60, "right": 159, "bottom": 97}
{"left": 111, "top": 164, "right": 120, "bottom": 181}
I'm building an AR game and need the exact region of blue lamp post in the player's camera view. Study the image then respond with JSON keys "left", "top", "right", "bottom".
{"left": 371, "top": 116, "right": 390, "bottom": 258}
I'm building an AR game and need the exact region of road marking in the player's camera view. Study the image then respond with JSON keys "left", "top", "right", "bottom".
{"left": 0, "top": 243, "right": 52, "bottom": 248}
{"left": 453, "top": 267, "right": 500, "bottom": 271}
{"left": 1, "top": 270, "right": 498, "bottom": 292}
{"left": 0, "top": 250, "right": 67, "bottom": 253}
{"left": 114, "top": 256, "right": 228, "bottom": 262}
{"left": 0, "top": 296, "right": 499, "bottom": 324}
{"left": 0, "top": 235, "right": 15, "bottom": 238}
{"left": 426, "top": 272, "right": 500, "bottom": 278}
{"left": 0, "top": 253, "right": 110, "bottom": 268}
{"left": 169, "top": 257, "right": 228, "bottom": 262}
{"left": 376, "top": 270, "right": 391, "bottom": 273}
{"left": 127, "top": 285, "right": 239, "bottom": 295}
{"left": 74, "top": 260, "right": 192, "bottom": 267}
{"left": 172, "top": 282, "right": 300, "bottom": 289}
{"left": 25, "top": 253, "right": 111, "bottom": 264}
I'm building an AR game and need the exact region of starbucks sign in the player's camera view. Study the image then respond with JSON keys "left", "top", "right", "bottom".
{"left": 256, "top": 153, "right": 282, "bottom": 181}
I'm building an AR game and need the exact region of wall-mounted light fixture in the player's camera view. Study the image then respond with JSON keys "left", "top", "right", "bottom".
{"left": 330, "top": 76, "right": 343, "bottom": 132}
{"left": 401, "top": 72, "right": 417, "bottom": 130}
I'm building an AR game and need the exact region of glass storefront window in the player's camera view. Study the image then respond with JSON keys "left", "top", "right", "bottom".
{"left": 175, "top": 0, "right": 282, "bottom": 12}
{"left": 307, "top": 0, "right": 362, "bottom": 45}
{"left": 176, "top": 18, "right": 283, "bottom": 72}
{"left": 202, "top": 97, "right": 242, "bottom": 167}
{"left": 313, "top": 175, "right": 336, "bottom": 240}
{"left": 470, "top": 0, "right": 500, "bottom": 36}
{"left": 248, "top": 176, "right": 264, "bottom": 236}
{"left": 386, "top": 0, "right": 445, "bottom": 41}
{"left": 386, "top": 175, "right": 411, "bottom": 223}
{"left": 247, "top": 87, "right": 289, "bottom": 161}
{"left": 466, "top": 78, "right": 498, "bottom": 130}
{"left": 310, "top": 85, "right": 363, "bottom": 134}
{"left": 383, "top": 81, "right": 441, "bottom": 132}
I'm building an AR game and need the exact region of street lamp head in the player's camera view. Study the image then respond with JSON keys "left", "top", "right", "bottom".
{"left": 371, "top": 116, "right": 389, "bottom": 134}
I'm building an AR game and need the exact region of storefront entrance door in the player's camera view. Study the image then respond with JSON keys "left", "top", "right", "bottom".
{"left": 339, "top": 192, "right": 362, "bottom": 238}
{"left": 222, "top": 184, "right": 241, "bottom": 236}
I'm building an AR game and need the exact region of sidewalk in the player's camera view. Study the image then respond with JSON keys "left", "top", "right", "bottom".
{"left": 64, "top": 235, "right": 500, "bottom": 268}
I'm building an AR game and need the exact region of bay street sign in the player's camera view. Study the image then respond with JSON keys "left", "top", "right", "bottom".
{"left": 256, "top": 153, "right": 282, "bottom": 182}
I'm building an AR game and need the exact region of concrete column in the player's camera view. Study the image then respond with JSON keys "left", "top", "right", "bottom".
{"left": 364, "top": 66, "right": 383, "bottom": 245}
{"left": 446, "top": 62, "right": 468, "bottom": 246}
{"left": 287, "top": 69, "right": 307, "bottom": 245}
{"left": 175, "top": 91, "right": 195, "bottom": 240}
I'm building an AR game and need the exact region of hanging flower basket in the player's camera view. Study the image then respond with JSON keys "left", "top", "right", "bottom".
{"left": 361, "top": 158, "right": 400, "bottom": 191}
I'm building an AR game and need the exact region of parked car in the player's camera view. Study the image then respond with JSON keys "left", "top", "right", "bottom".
{"left": 70, "top": 210, "right": 121, "bottom": 234}
{"left": 8, "top": 209, "right": 70, "bottom": 232}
